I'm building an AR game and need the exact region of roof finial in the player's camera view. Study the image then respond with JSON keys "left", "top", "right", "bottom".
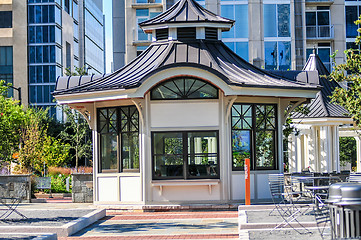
{"left": 313, "top": 47, "right": 316, "bottom": 55}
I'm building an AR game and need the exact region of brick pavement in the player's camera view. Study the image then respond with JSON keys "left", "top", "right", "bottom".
{"left": 59, "top": 210, "right": 239, "bottom": 240}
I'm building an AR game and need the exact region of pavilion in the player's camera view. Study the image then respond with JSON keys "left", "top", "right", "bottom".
{"left": 53, "top": 0, "right": 319, "bottom": 205}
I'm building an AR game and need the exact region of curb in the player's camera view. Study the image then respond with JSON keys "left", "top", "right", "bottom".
{"left": 0, "top": 208, "right": 106, "bottom": 237}
{"left": 0, "top": 233, "right": 57, "bottom": 240}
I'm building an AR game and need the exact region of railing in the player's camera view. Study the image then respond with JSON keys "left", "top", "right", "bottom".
{"left": 133, "top": 0, "right": 162, "bottom": 4}
{"left": 306, "top": 25, "right": 334, "bottom": 39}
{"left": 305, "top": 0, "right": 333, "bottom": 3}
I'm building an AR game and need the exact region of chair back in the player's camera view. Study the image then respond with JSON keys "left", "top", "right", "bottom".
{"left": 348, "top": 173, "right": 361, "bottom": 183}
{"left": 268, "top": 174, "right": 285, "bottom": 197}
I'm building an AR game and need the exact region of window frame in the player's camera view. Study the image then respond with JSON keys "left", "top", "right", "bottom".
{"left": 150, "top": 77, "right": 219, "bottom": 100}
{"left": 231, "top": 103, "right": 278, "bottom": 171}
{"left": 151, "top": 130, "right": 220, "bottom": 180}
{"left": 97, "top": 106, "right": 140, "bottom": 174}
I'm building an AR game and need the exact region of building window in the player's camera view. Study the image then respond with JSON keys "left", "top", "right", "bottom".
{"left": 306, "top": 7, "right": 332, "bottom": 39}
{"left": 232, "top": 103, "right": 277, "bottom": 171}
{"left": 64, "top": 0, "right": 70, "bottom": 14}
{"left": 98, "top": 106, "right": 139, "bottom": 173}
{"left": 0, "top": 46, "right": 13, "bottom": 97}
{"left": 224, "top": 41, "right": 249, "bottom": 61}
{"left": 264, "top": 4, "right": 290, "bottom": 38}
{"left": 346, "top": 6, "right": 361, "bottom": 38}
{"left": 66, "top": 42, "right": 71, "bottom": 69}
{"left": 152, "top": 131, "right": 219, "bottom": 180}
{"left": 0, "top": 11, "right": 12, "bottom": 28}
{"left": 136, "top": 8, "right": 161, "bottom": 41}
{"left": 150, "top": 78, "right": 218, "bottom": 100}
{"left": 265, "top": 41, "right": 291, "bottom": 70}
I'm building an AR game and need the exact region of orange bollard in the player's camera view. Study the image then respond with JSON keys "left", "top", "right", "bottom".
{"left": 244, "top": 158, "right": 251, "bottom": 205}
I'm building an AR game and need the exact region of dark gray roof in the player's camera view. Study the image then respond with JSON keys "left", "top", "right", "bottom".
{"left": 139, "top": 0, "right": 234, "bottom": 28}
{"left": 292, "top": 53, "right": 349, "bottom": 119}
{"left": 54, "top": 40, "right": 319, "bottom": 96}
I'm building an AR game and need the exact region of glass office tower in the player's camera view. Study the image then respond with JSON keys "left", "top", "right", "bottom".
{"left": 28, "top": 0, "right": 104, "bottom": 118}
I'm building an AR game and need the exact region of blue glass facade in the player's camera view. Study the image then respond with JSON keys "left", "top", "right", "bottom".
{"left": 84, "top": 0, "right": 105, "bottom": 74}
{"left": 27, "top": 0, "right": 104, "bottom": 117}
{"left": 28, "top": 0, "right": 62, "bottom": 117}
{"left": 0, "top": 47, "right": 13, "bottom": 97}
{"left": 221, "top": 2, "right": 249, "bottom": 61}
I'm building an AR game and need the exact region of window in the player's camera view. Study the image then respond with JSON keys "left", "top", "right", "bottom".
{"left": 306, "top": 7, "right": 331, "bottom": 38}
{"left": 221, "top": 4, "right": 248, "bottom": 39}
{"left": 265, "top": 41, "right": 291, "bottom": 70}
{"left": 346, "top": 6, "right": 360, "bottom": 38}
{"left": 232, "top": 103, "right": 277, "bottom": 170}
{"left": 64, "top": 0, "right": 70, "bottom": 14}
{"left": 0, "top": 11, "right": 12, "bottom": 28}
{"left": 0, "top": 47, "right": 13, "bottom": 96}
{"left": 264, "top": 4, "right": 290, "bottom": 38}
{"left": 98, "top": 106, "right": 139, "bottom": 173}
{"left": 136, "top": 8, "right": 161, "bottom": 41}
{"left": 151, "top": 78, "right": 218, "bottom": 100}
{"left": 224, "top": 42, "right": 249, "bottom": 61}
{"left": 152, "top": 131, "right": 219, "bottom": 180}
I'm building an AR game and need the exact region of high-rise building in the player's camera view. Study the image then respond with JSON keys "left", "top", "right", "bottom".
{"left": 0, "top": 0, "right": 105, "bottom": 118}
{"left": 112, "top": 0, "right": 347, "bottom": 72}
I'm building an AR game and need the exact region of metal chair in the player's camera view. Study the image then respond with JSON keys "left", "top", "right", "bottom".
{"left": 268, "top": 174, "right": 311, "bottom": 234}
{"left": 313, "top": 204, "right": 332, "bottom": 239}
{"left": 0, "top": 183, "right": 27, "bottom": 220}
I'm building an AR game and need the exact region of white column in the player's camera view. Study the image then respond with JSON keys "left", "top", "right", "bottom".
{"left": 288, "top": 134, "right": 297, "bottom": 172}
{"left": 333, "top": 126, "right": 340, "bottom": 172}
{"left": 309, "top": 127, "right": 317, "bottom": 172}
{"left": 356, "top": 137, "right": 361, "bottom": 173}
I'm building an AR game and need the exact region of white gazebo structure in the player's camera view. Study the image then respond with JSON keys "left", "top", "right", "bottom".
{"left": 53, "top": 0, "right": 319, "bottom": 206}
{"left": 288, "top": 52, "right": 355, "bottom": 173}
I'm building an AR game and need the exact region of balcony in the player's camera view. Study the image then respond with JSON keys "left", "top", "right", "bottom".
{"left": 306, "top": 25, "right": 334, "bottom": 40}
{"left": 305, "top": 0, "right": 333, "bottom": 4}
{"left": 132, "top": 0, "right": 163, "bottom": 8}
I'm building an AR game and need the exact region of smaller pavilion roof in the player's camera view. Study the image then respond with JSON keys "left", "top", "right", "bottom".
{"left": 292, "top": 53, "right": 349, "bottom": 119}
{"left": 139, "top": 0, "right": 234, "bottom": 30}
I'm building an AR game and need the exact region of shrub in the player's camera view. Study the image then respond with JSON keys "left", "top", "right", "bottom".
{"left": 51, "top": 174, "right": 71, "bottom": 193}
{"left": 48, "top": 166, "right": 71, "bottom": 176}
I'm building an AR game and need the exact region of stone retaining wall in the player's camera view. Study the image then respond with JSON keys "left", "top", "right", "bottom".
{"left": 0, "top": 175, "right": 32, "bottom": 203}
{"left": 72, "top": 173, "right": 93, "bottom": 203}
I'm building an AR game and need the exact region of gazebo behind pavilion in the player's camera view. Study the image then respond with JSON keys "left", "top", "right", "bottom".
{"left": 54, "top": 0, "right": 319, "bottom": 205}
{"left": 289, "top": 51, "right": 356, "bottom": 173}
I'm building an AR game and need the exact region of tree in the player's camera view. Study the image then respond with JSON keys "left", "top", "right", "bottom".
{"left": 16, "top": 108, "right": 70, "bottom": 174}
{"left": 60, "top": 106, "right": 92, "bottom": 172}
{"left": 329, "top": 17, "right": 361, "bottom": 127}
{"left": 0, "top": 80, "right": 27, "bottom": 167}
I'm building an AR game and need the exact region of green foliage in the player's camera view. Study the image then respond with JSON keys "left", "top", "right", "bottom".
{"left": 329, "top": 17, "right": 361, "bottom": 127}
{"left": 17, "top": 108, "right": 70, "bottom": 174}
{"left": 0, "top": 80, "right": 28, "bottom": 167}
{"left": 60, "top": 106, "right": 92, "bottom": 171}
{"left": 50, "top": 174, "right": 71, "bottom": 193}
{"left": 65, "top": 66, "right": 87, "bottom": 76}
{"left": 339, "top": 137, "right": 357, "bottom": 167}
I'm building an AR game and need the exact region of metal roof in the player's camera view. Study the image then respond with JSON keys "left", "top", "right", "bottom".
{"left": 292, "top": 53, "right": 349, "bottom": 119}
{"left": 54, "top": 40, "right": 320, "bottom": 96}
{"left": 139, "top": 0, "right": 234, "bottom": 29}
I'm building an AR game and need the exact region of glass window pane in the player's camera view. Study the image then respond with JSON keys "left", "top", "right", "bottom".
{"left": 232, "top": 130, "right": 251, "bottom": 168}
{"left": 35, "top": 5, "right": 42, "bottom": 23}
{"left": 187, "top": 132, "right": 218, "bottom": 177}
{"left": 264, "top": 4, "right": 277, "bottom": 37}
{"left": 221, "top": 5, "right": 234, "bottom": 38}
{"left": 136, "top": 9, "right": 149, "bottom": 16}
{"left": 100, "top": 134, "right": 118, "bottom": 172}
{"left": 121, "top": 132, "right": 139, "bottom": 170}
{"left": 36, "top": 46, "right": 43, "bottom": 63}
{"left": 317, "top": 11, "right": 329, "bottom": 26}
{"left": 306, "top": 12, "right": 316, "bottom": 26}
{"left": 277, "top": 4, "right": 290, "bottom": 37}
{"left": 346, "top": 6, "right": 358, "bottom": 38}
{"left": 153, "top": 132, "right": 183, "bottom": 178}
{"left": 265, "top": 41, "right": 277, "bottom": 70}
{"left": 278, "top": 41, "right": 291, "bottom": 70}
{"left": 256, "top": 130, "right": 275, "bottom": 168}
{"left": 235, "top": 42, "right": 249, "bottom": 61}
{"left": 234, "top": 5, "right": 248, "bottom": 38}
